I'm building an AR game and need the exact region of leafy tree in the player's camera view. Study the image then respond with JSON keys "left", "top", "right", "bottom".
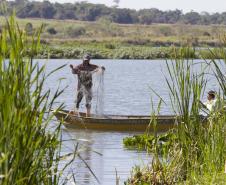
{"left": 40, "top": 1, "right": 56, "bottom": 19}
{"left": 5, "top": 0, "right": 226, "bottom": 25}
{"left": 183, "top": 11, "right": 201, "bottom": 24}
{"left": 110, "top": 8, "right": 137, "bottom": 24}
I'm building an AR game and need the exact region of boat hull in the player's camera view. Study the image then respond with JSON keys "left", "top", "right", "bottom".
{"left": 53, "top": 110, "right": 177, "bottom": 132}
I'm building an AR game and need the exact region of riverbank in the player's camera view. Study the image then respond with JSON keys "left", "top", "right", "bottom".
{"left": 0, "top": 16, "right": 225, "bottom": 59}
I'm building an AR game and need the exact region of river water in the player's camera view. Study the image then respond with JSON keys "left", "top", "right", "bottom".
{"left": 41, "top": 59, "right": 218, "bottom": 185}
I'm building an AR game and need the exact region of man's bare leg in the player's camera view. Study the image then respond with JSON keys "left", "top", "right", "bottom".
{"left": 74, "top": 90, "right": 83, "bottom": 116}
{"left": 85, "top": 92, "right": 92, "bottom": 117}
{"left": 74, "top": 107, "right": 79, "bottom": 116}
{"left": 86, "top": 107, "right": 91, "bottom": 117}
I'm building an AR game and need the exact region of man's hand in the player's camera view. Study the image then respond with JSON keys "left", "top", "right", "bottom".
{"left": 70, "top": 65, "right": 80, "bottom": 74}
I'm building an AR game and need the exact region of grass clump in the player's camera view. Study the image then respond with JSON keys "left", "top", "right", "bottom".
{"left": 0, "top": 16, "right": 74, "bottom": 184}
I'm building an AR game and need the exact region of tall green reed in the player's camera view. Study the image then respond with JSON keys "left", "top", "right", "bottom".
{"left": 165, "top": 60, "right": 201, "bottom": 179}
{"left": 159, "top": 47, "right": 225, "bottom": 183}
{"left": 0, "top": 16, "right": 70, "bottom": 184}
{"left": 127, "top": 46, "right": 226, "bottom": 184}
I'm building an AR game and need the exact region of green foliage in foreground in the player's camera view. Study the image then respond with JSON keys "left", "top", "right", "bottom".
{"left": 125, "top": 47, "right": 226, "bottom": 184}
{"left": 126, "top": 165, "right": 226, "bottom": 185}
{"left": 0, "top": 16, "right": 71, "bottom": 184}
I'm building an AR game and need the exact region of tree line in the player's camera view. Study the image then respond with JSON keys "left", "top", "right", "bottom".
{"left": 2, "top": 0, "right": 226, "bottom": 25}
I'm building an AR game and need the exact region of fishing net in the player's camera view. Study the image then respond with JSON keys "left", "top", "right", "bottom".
{"left": 93, "top": 68, "right": 105, "bottom": 116}
{"left": 74, "top": 67, "right": 105, "bottom": 116}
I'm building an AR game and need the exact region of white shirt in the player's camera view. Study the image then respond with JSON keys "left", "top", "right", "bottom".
{"left": 204, "top": 99, "right": 217, "bottom": 112}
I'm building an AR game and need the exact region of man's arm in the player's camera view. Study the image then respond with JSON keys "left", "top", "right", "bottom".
{"left": 70, "top": 64, "right": 80, "bottom": 74}
{"left": 90, "top": 64, "right": 105, "bottom": 72}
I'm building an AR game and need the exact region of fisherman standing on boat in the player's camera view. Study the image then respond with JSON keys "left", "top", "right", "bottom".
{"left": 70, "top": 54, "right": 105, "bottom": 117}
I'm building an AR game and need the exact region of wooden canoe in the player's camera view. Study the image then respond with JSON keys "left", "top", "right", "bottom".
{"left": 52, "top": 110, "right": 178, "bottom": 132}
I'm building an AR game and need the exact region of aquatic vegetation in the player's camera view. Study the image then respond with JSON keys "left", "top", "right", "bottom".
{"left": 37, "top": 44, "right": 211, "bottom": 60}
{"left": 123, "top": 131, "right": 177, "bottom": 153}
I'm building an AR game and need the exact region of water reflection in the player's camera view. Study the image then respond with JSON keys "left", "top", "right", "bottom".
{"left": 61, "top": 127, "right": 150, "bottom": 185}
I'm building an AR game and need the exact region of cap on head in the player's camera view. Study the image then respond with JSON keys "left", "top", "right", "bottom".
{"left": 208, "top": 90, "right": 216, "bottom": 96}
{"left": 83, "top": 54, "right": 91, "bottom": 61}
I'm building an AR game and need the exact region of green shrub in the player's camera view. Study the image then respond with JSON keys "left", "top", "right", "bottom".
{"left": 47, "top": 27, "right": 57, "bottom": 35}
{"left": 67, "top": 26, "right": 86, "bottom": 37}
{"left": 25, "top": 22, "right": 33, "bottom": 34}
{"left": 203, "top": 31, "right": 211, "bottom": 36}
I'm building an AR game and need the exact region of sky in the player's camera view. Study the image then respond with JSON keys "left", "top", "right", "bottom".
{"left": 47, "top": 0, "right": 226, "bottom": 13}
